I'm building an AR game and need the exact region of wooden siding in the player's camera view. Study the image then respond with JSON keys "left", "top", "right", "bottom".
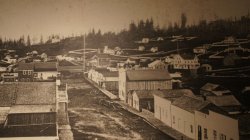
{"left": 7, "top": 113, "right": 56, "bottom": 125}
{"left": 103, "top": 81, "right": 118, "bottom": 91}
{"left": 127, "top": 80, "right": 172, "bottom": 91}
{"left": 0, "top": 124, "right": 57, "bottom": 137}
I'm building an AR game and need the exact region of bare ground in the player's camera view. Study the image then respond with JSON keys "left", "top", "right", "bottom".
{"left": 64, "top": 79, "right": 173, "bottom": 140}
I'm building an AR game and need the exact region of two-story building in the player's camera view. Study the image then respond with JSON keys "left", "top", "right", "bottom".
{"left": 90, "top": 54, "right": 111, "bottom": 68}
{"left": 148, "top": 60, "right": 168, "bottom": 70}
{"left": 17, "top": 62, "right": 58, "bottom": 82}
{"left": 17, "top": 63, "right": 34, "bottom": 82}
{"left": 153, "top": 89, "right": 194, "bottom": 127}
{"left": 118, "top": 68, "right": 172, "bottom": 102}
{"left": 165, "top": 54, "right": 200, "bottom": 70}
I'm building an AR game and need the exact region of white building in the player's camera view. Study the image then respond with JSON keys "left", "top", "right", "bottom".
{"left": 148, "top": 60, "right": 167, "bottom": 70}
{"left": 153, "top": 89, "right": 194, "bottom": 127}
{"left": 165, "top": 54, "right": 200, "bottom": 70}
{"left": 103, "top": 46, "right": 115, "bottom": 55}
{"left": 195, "top": 106, "right": 240, "bottom": 140}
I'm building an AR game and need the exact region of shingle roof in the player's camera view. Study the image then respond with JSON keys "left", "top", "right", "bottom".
{"left": 15, "top": 82, "right": 56, "bottom": 105}
{"left": 17, "top": 63, "right": 34, "bottom": 70}
{"left": 0, "top": 84, "right": 16, "bottom": 107}
{"left": 126, "top": 69, "right": 171, "bottom": 81}
{"left": 34, "top": 62, "right": 57, "bottom": 71}
{"left": 206, "top": 95, "right": 241, "bottom": 107}
{"left": 17, "top": 62, "right": 57, "bottom": 71}
{"left": 0, "top": 82, "right": 56, "bottom": 106}
{"left": 133, "top": 90, "right": 154, "bottom": 99}
{"left": 153, "top": 89, "right": 194, "bottom": 102}
{"left": 172, "top": 95, "right": 210, "bottom": 113}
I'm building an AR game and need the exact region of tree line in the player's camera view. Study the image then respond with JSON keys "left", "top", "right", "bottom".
{"left": 1, "top": 13, "right": 250, "bottom": 50}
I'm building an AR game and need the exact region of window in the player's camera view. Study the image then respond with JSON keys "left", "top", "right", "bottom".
{"left": 23, "top": 70, "right": 26, "bottom": 75}
{"left": 28, "top": 70, "right": 32, "bottom": 75}
{"left": 213, "top": 130, "right": 217, "bottom": 140}
{"left": 220, "top": 134, "right": 226, "bottom": 140}
{"left": 190, "top": 125, "right": 193, "bottom": 133}
{"left": 204, "top": 128, "right": 208, "bottom": 139}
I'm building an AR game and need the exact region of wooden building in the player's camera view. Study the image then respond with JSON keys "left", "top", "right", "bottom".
{"left": 153, "top": 89, "right": 194, "bottom": 127}
{"left": 17, "top": 63, "right": 34, "bottom": 82}
{"left": 0, "top": 82, "right": 59, "bottom": 139}
{"left": 90, "top": 53, "right": 111, "bottom": 68}
{"left": 118, "top": 68, "right": 172, "bottom": 102}
{"left": 130, "top": 90, "right": 154, "bottom": 112}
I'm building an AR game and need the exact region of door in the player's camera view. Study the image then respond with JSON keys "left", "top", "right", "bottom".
{"left": 198, "top": 125, "right": 202, "bottom": 140}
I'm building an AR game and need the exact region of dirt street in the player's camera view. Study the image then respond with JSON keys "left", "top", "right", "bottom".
{"left": 65, "top": 78, "right": 174, "bottom": 140}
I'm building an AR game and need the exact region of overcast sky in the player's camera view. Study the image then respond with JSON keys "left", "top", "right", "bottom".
{"left": 0, "top": 0, "right": 249, "bottom": 40}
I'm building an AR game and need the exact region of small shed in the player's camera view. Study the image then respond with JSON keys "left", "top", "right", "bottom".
{"left": 132, "top": 90, "right": 154, "bottom": 112}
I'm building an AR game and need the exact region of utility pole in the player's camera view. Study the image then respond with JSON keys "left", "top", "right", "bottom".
{"left": 83, "top": 34, "right": 86, "bottom": 73}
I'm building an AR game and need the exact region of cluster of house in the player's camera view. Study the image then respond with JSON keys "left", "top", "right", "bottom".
{"left": 86, "top": 49, "right": 250, "bottom": 140}
{"left": 193, "top": 36, "right": 250, "bottom": 70}
{"left": 0, "top": 48, "right": 59, "bottom": 82}
{"left": 0, "top": 78, "right": 68, "bottom": 140}
{"left": 1, "top": 62, "right": 58, "bottom": 82}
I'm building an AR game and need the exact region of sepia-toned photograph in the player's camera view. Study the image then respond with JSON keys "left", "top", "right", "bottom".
{"left": 0, "top": 0, "right": 250, "bottom": 140}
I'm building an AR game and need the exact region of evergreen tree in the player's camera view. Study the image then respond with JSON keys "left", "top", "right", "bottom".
{"left": 181, "top": 13, "right": 187, "bottom": 29}
{"left": 40, "top": 35, "right": 44, "bottom": 44}
{"left": 27, "top": 35, "right": 31, "bottom": 46}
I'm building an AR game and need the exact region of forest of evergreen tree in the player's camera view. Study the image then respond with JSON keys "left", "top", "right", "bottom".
{"left": 0, "top": 13, "right": 250, "bottom": 55}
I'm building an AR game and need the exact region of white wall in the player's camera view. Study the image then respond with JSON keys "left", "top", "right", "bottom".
{"left": 132, "top": 93, "right": 140, "bottom": 111}
{"left": 118, "top": 68, "right": 126, "bottom": 101}
{"left": 36, "top": 71, "right": 58, "bottom": 80}
{"left": 154, "top": 95, "right": 172, "bottom": 127}
{"left": 171, "top": 105, "right": 195, "bottom": 139}
{"left": 195, "top": 110, "right": 239, "bottom": 140}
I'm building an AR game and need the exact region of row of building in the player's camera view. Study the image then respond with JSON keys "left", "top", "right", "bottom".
{"left": 86, "top": 50, "right": 249, "bottom": 140}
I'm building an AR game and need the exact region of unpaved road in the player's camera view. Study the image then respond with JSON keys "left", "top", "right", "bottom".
{"left": 65, "top": 78, "right": 174, "bottom": 140}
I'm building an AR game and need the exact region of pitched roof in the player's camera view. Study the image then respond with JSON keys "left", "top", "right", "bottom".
{"left": 133, "top": 90, "right": 154, "bottom": 99}
{"left": 15, "top": 82, "right": 56, "bottom": 105}
{"left": 198, "top": 103, "right": 229, "bottom": 116}
{"left": 153, "top": 89, "right": 194, "bottom": 102}
{"left": 126, "top": 69, "right": 171, "bottom": 81}
{"left": 34, "top": 62, "right": 57, "bottom": 71}
{"left": 206, "top": 95, "right": 241, "bottom": 107}
{"left": 95, "top": 68, "right": 110, "bottom": 73}
{"left": 92, "top": 53, "right": 111, "bottom": 59}
{"left": 201, "top": 83, "right": 219, "bottom": 91}
{"left": 148, "top": 60, "right": 164, "bottom": 67}
{"left": 180, "top": 54, "right": 196, "bottom": 60}
{"left": 172, "top": 95, "right": 210, "bottom": 113}
{"left": 0, "top": 84, "right": 16, "bottom": 107}
{"left": 17, "top": 63, "right": 34, "bottom": 70}
{"left": 101, "top": 71, "right": 118, "bottom": 77}
{"left": 0, "top": 82, "right": 56, "bottom": 106}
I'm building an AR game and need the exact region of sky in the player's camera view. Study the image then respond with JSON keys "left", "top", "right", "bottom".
{"left": 0, "top": 0, "right": 250, "bottom": 41}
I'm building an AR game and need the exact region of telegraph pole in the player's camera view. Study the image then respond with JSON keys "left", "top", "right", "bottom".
{"left": 83, "top": 34, "right": 86, "bottom": 73}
